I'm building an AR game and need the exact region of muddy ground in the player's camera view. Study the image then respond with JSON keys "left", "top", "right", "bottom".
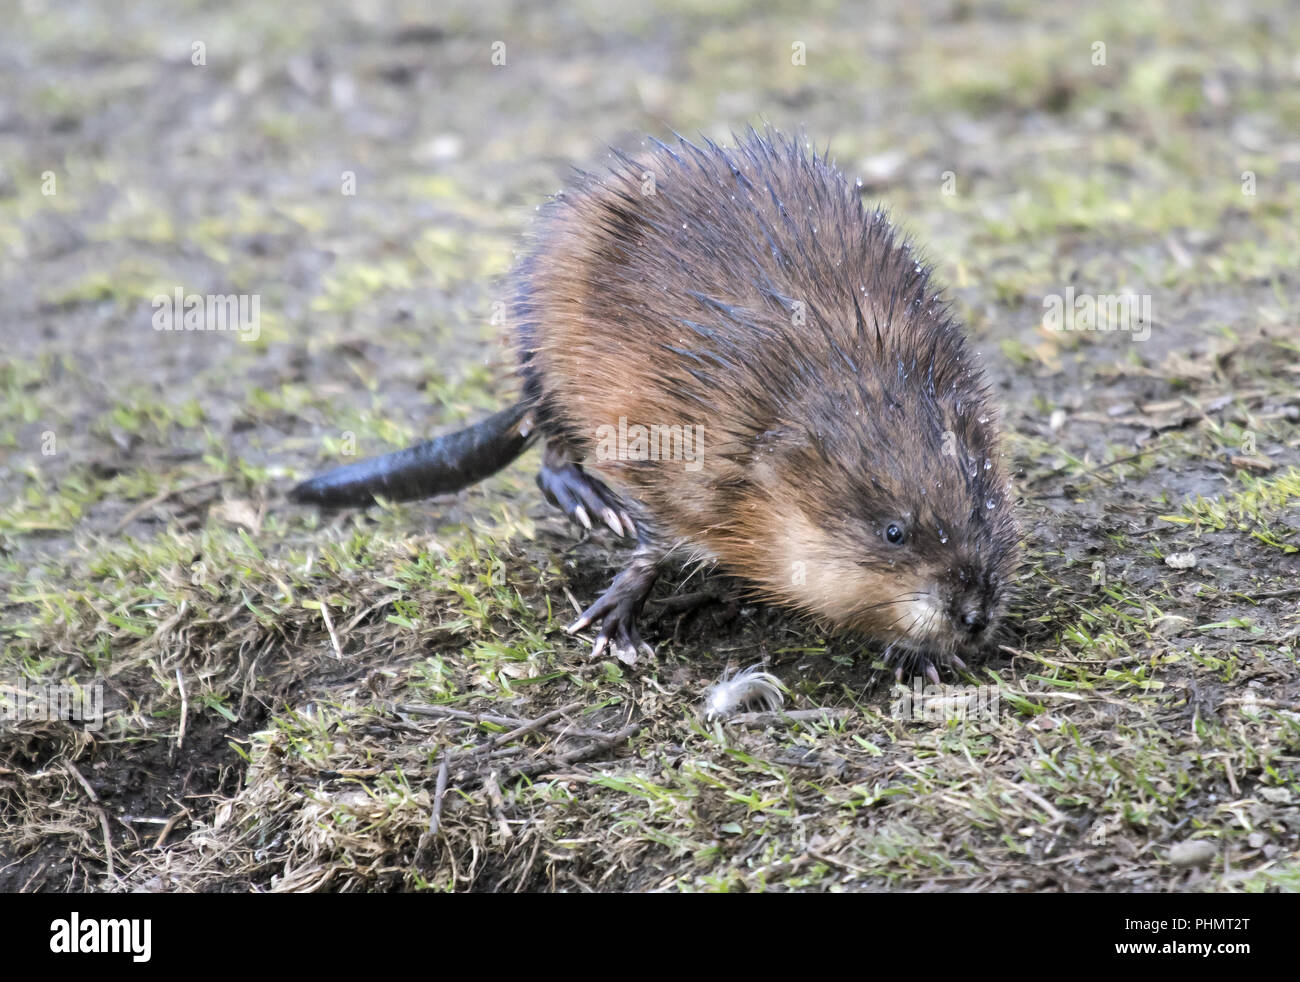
{"left": 1, "top": 0, "right": 1298, "bottom": 892}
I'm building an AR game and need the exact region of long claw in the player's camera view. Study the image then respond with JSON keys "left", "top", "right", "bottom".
{"left": 950, "top": 653, "right": 967, "bottom": 671}
{"left": 538, "top": 459, "right": 635, "bottom": 540}
{"left": 925, "top": 662, "right": 941, "bottom": 685}
{"left": 563, "top": 554, "right": 659, "bottom": 665}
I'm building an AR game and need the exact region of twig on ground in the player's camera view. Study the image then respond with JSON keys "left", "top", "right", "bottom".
{"left": 153, "top": 808, "right": 190, "bottom": 849}
{"left": 436, "top": 721, "right": 643, "bottom": 790}
{"left": 397, "top": 703, "right": 528, "bottom": 728}
{"left": 65, "top": 762, "right": 116, "bottom": 880}
{"left": 418, "top": 757, "right": 451, "bottom": 858}
{"left": 319, "top": 602, "right": 343, "bottom": 659}
{"left": 505, "top": 722, "right": 642, "bottom": 782}
{"left": 724, "top": 709, "right": 851, "bottom": 728}
{"left": 176, "top": 668, "right": 188, "bottom": 750}
{"left": 485, "top": 700, "right": 585, "bottom": 751}
{"left": 1223, "top": 696, "right": 1298, "bottom": 710}
{"left": 1001, "top": 777, "right": 1066, "bottom": 824}
{"left": 483, "top": 770, "right": 513, "bottom": 842}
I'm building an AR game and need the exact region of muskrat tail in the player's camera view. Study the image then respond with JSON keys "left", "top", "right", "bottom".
{"left": 288, "top": 401, "right": 536, "bottom": 508}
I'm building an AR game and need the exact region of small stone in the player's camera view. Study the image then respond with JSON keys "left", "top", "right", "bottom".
{"left": 1152, "top": 614, "right": 1191, "bottom": 636}
{"left": 1168, "top": 840, "right": 1216, "bottom": 868}
{"left": 1230, "top": 454, "right": 1276, "bottom": 474}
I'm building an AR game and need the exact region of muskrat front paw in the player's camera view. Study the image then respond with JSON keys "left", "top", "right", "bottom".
{"left": 891, "top": 651, "right": 967, "bottom": 684}
{"left": 537, "top": 461, "right": 636, "bottom": 538}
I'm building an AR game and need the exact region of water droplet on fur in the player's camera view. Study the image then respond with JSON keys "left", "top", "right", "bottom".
{"left": 986, "top": 498, "right": 996, "bottom": 509}
{"left": 983, "top": 458, "right": 992, "bottom": 470}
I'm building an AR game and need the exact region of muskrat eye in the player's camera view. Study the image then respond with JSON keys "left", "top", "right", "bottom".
{"left": 884, "top": 522, "right": 906, "bottom": 545}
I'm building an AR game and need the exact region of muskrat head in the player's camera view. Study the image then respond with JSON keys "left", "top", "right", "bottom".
{"left": 747, "top": 372, "right": 1020, "bottom": 677}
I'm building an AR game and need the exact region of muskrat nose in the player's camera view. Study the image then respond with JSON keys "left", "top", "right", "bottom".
{"left": 961, "top": 607, "right": 988, "bottom": 635}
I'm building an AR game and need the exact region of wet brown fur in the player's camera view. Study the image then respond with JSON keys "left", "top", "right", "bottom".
{"left": 514, "top": 129, "right": 1020, "bottom": 665}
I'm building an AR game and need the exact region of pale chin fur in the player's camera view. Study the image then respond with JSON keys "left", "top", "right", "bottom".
{"left": 897, "top": 591, "right": 945, "bottom": 643}
{"left": 879, "top": 590, "right": 977, "bottom": 679}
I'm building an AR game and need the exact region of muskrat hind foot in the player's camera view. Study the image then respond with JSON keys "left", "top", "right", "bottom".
{"left": 537, "top": 458, "right": 636, "bottom": 538}
{"left": 566, "top": 553, "right": 660, "bottom": 664}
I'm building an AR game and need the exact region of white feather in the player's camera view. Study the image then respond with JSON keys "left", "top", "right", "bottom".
{"left": 704, "top": 665, "right": 787, "bottom": 720}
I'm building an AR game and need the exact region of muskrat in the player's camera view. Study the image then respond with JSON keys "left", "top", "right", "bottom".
{"left": 291, "top": 129, "right": 1020, "bottom": 680}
